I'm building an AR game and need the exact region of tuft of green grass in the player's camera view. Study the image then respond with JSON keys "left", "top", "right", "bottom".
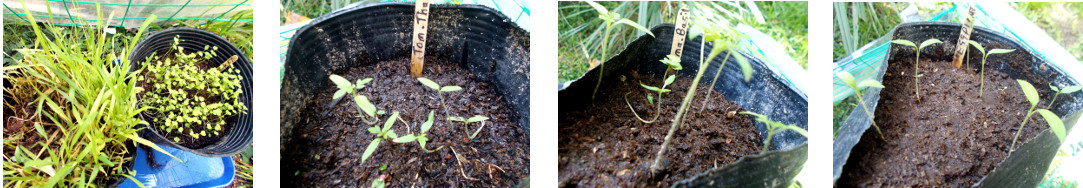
{"left": 832, "top": 2, "right": 902, "bottom": 61}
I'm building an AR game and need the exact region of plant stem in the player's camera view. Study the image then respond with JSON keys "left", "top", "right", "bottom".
{"left": 762, "top": 129, "right": 774, "bottom": 154}
{"left": 651, "top": 40, "right": 708, "bottom": 173}
{"left": 856, "top": 92, "right": 884, "bottom": 139}
{"left": 1049, "top": 92, "right": 1061, "bottom": 109}
{"left": 699, "top": 51, "right": 732, "bottom": 111}
{"left": 914, "top": 52, "right": 921, "bottom": 102}
{"left": 979, "top": 55, "right": 986, "bottom": 98}
{"left": 1010, "top": 106, "right": 1038, "bottom": 150}
{"left": 591, "top": 22, "right": 614, "bottom": 103}
{"left": 625, "top": 70, "right": 671, "bottom": 123}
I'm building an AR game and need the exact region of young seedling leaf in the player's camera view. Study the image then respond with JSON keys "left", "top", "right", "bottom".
{"left": 919, "top": 39, "right": 943, "bottom": 49}
{"left": 1036, "top": 109, "right": 1066, "bottom": 142}
{"left": 387, "top": 130, "right": 398, "bottom": 139}
{"left": 734, "top": 54, "right": 753, "bottom": 82}
{"left": 417, "top": 77, "right": 440, "bottom": 91}
{"left": 1051, "top": 85, "right": 1060, "bottom": 92}
{"left": 368, "top": 126, "right": 381, "bottom": 134}
{"left": 394, "top": 134, "right": 417, "bottom": 143}
{"left": 664, "top": 75, "right": 676, "bottom": 86}
{"left": 1062, "top": 86, "right": 1083, "bottom": 93}
{"left": 987, "top": 49, "right": 1015, "bottom": 55}
{"left": 329, "top": 75, "right": 353, "bottom": 90}
{"left": 361, "top": 138, "right": 382, "bottom": 164}
{"left": 440, "top": 86, "right": 462, "bottom": 92}
{"left": 837, "top": 71, "right": 856, "bottom": 89}
{"left": 1017, "top": 79, "right": 1040, "bottom": 107}
{"left": 584, "top": 1, "right": 608, "bottom": 15}
{"left": 333, "top": 90, "right": 348, "bottom": 100}
{"left": 421, "top": 111, "right": 435, "bottom": 133}
{"left": 383, "top": 112, "right": 399, "bottom": 132}
{"left": 966, "top": 40, "right": 985, "bottom": 55}
{"left": 857, "top": 80, "right": 885, "bottom": 89}
{"left": 466, "top": 116, "right": 489, "bottom": 123}
{"left": 891, "top": 39, "right": 916, "bottom": 47}
{"left": 660, "top": 54, "right": 682, "bottom": 70}
{"left": 355, "top": 95, "right": 377, "bottom": 117}
{"left": 357, "top": 78, "right": 373, "bottom": 87}
{"left": 448, "top": 116, "right": 465, "bottom": 122}
{"left": 640, "top": 83, "right": 663, "bottom": 92}
{"left": 615, "top": 19, "right": 655, "bottom": 37}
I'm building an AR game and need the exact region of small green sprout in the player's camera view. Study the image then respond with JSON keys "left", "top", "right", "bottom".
{"left": 1048, "top": 84, "right": 1082, "bottom": 109}
{"left": 1011, "top": 80, "right": 1066, "bottom": 150}
{"left": 739, "top": 111, "right": 808, "bottom": 154}
{"left": 584, "top": 1, "right": 655, "bottom": 103}
{"left": 965, "top": 40, "right": 1015, "bottom": 97}
{"left": 417, "top": 77, "right": 462, "bottom": 118}
{"left": 393, "top": 111, "right": 444, "bottom": 152}
{"left": 362, "top": 111, "right": 402, "bottom": 164}
{"left": 330, "top": 74, "right": 378, "bottom": 124}
{"left": 625, "top": 55, "right": 681, "bottom": 123}
{"left": 448, "top": 115, "right": 489, "bottom": 140}
{"left": 837, "top": 70, "right": 886, "bottom": 139}
{"left": 370, "top": 174, "right": 386, "bottom": 188}
{"left": 891, "top": 38, "right": 942, "bottom": 102}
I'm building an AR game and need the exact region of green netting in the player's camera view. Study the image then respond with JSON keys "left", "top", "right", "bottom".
{"left": 2, "top": 0, "right": 252, "bottom": 28}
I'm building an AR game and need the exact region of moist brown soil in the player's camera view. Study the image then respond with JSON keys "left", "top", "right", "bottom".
{"left": 136, "top": 54, "right": 235, "bottom": 149}
{"left": 559, "top": 70, "right": 762, "bottom": 187}
{"left": 281, "top": 59, "right": 529, "bottom": 187}
{"left": 837, "top": 56, "right": 1051, "bottom": 187}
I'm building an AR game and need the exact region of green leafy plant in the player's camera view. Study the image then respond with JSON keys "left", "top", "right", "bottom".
{"left": 393, "top": 111, "right": 444, "bottom": 152}
{"left": 837, "top": 70, "right": 886, "bottom": 139}
{"left": 1011, "top": 80, "right": 1067, "bottom": 150}
{"left": 739, "top": 112, "right": 808, "bottom": 154}
{"left": 585, "top": 1, "right": 655, "bottom": 103}
{"left": 891, "top": 38, "right": 942, "bottom": 102}
{"left": 2, "top": 2, "right": 178, "bottom": 187}
{"left": 965, "top": 40, "right": 1016, "bottom": 97}
{"left": 1048, "top": 84, "right": 1083, "bottom": 108}
{"left": 138, "top": 35, "right": 247, "bottom": 142}
{"left": 362, "top": 111, "right": 403, "bottom": 164}
{"left": 330, "top": 74, "right": 379, "bottom": 124}
{"left": 449, "top": 115, "right": 490, "bottom": 140}
{"left": 417, "top": 77, "right": 462, "bottom": 118}
{"left": 624, "top": 55, "right": 680, "bottom": 123}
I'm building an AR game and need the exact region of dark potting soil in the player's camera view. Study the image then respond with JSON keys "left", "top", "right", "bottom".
{"left": 136, "top": 55, "right": 237, "bottom": 149}
{"left": 559, "top": 70, "right": 762, "bottom": 187}
{"left": 837, "top": 55, "right": 1052, "bottom": 187}
{"left": 281, "top": 59, "right": 529, "bottom": 187}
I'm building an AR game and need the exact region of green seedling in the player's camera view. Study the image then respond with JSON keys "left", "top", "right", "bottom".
{"left": 651, "top": 20, "right": 753, "bottom": 173}
{"left": 330, "top": 74, "right": 379, "bottom": 124}
{"left": 585, "top": 1, "right": 655, "bottom": 103}
{"left": 837, "top": 70, "right": 886, "bottom": 139}
{"left": 625, "top": 55, "right": 681, "bottom": 123}
{"left": 891, "top": 38, "right": 942, "bottom": 102}
{"left": 1011, "top": 80, "right": 1067, "bottom": 150}
{"left": 394, "top": 111, "right": 444, "bottom": 152}
{"left": 1048, "top": 84, "right": 1082, "bottom": 109}
{"left": 740, "top": 112, "right": 808, "bottom": 154}
{"left": 448, "top": 115, "right": 490, "bottom": 140}
{"left": 362, "top": 112, "right": 403, "bottom": 164}
{"left": 965, "top": 40, "right": 1015, "bottom": 97}
{"left": 699, "top": 23, "right": 753, "bottom": 111}
{"left": 370, "top": 174, "right": 387, "bottom": 188}
{"left": 417, "top": 77, "right": 462, "bottom": 118}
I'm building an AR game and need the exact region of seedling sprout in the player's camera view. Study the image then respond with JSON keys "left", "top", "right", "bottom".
{"left": 584, "top": 1, "right": 655, "bottom": 103}
{"left": 965, "top": 40, "right": 1015, "bottom": 97}
{"left": 837, "top": 70, "right": 886, "bottom": 139}
{"left": 1011, "top": 80, "right": 1066, "bottom": 150}
{"left": 891, "top": 38, "right": 942, "bottom": 102}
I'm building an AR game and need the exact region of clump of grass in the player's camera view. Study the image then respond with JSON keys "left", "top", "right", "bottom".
{"left": 3, "top": 2, "right": 176, "bottom": 186}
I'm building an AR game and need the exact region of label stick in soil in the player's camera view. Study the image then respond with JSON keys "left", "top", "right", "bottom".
{"left": 951, "top": 6, "right": 977, "bottom": 68}
{"left": 410, "top": 0, "right": 431, "bottom": 77}
{"left": 670, "top": 8, "right": 691, "bottom": 59}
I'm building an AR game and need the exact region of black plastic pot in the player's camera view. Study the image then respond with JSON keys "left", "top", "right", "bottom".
{"left": 832, "top": 22, "right": 1083, "bottom": 186}
{"left": 279, "top": 2, "right": 529, "bottom": 186}
{"left": 559, "top": 24, "right": 808, "bottom": 188}
{"left": 128, "top": 27, "right": 254, "bottom": 157}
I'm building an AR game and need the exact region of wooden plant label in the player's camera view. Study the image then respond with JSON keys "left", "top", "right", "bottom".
{"left": 951, "top": 6, "right": 977, "bottom": 68}
{"left": 670, "top": 8, "right": 691, "bottom": 58}
{"left": 410, "top": 0, "right": 432, "bottom": 77}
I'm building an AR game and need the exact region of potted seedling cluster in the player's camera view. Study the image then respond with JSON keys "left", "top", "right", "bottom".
{"left": 559, "top": 2, "right": 808, "bottom": 187}
{"left": 836, "top": 22, "right": 1082, "bottom": 187}
{"left": 280, "top": 2, "right": 530, "bottom": 187}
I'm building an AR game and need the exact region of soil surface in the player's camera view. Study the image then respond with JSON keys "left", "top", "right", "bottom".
{"left": 136, "top": 54, "right": 237, "bottom": 149}
{"left": 559, "top": 70, "right": 763, "bottom": 187}
{"left": 837, "top": 55, "right": 1052, "bottom": 187}
{"left": 281, "top": 59, "right": 529, "bottom": 187}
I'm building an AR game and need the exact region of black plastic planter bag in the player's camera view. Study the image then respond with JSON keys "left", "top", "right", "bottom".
{"left": 832, "top": 22, "right": 1083, "bottom": 187}
{"left": 559, "top": 24, "right": 808, "bottom": 188}
{"left": 129, "top": 27, "right": 254, "bottom": 157}
{"left": 279, "top": 2, "right": 530, "bottom": 185}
